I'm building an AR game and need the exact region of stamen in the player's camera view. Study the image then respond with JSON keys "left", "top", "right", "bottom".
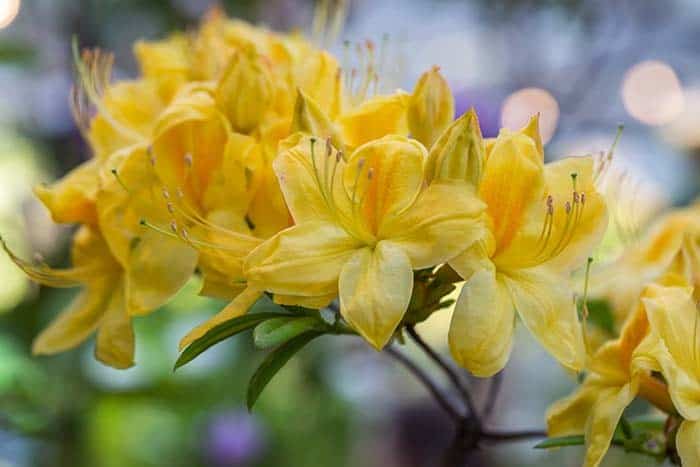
{"left": 184, "top": 152, "right": 193, "bottom": 168}
{"left": 111, "top": 168, "right": 129, "bottom": 192}
{"left": 581, "top": 257, "right": 594, "bottom": 355}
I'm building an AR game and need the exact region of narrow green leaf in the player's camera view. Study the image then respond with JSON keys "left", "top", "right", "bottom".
{"left": 247, "top": 331, "right": 322, "bottom": 411}
{"left": 253, "top": 317, "right": 324, "bottom": 349}
{"left": 175, "top": 312, "right": 291, "bottom": 369}
{"left": 534, "top": 435, "right": 585, "bottom": 449}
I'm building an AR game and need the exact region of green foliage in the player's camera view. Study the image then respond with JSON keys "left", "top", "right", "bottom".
{"left": 253, "top": 317, "right": 325, "bottom": 349}
{"left": 534, "top": 434, "right": 585, "bottom": 449}
{"left": 247, "top": 331, "right": 323, "bottom": 411}
{"left": 404, "top": 265, "right": 460, "bottom": 324}
{"left": 174, "top": 311, "right": 292, "bottom": 369}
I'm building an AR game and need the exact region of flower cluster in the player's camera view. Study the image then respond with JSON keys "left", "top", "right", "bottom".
{"left": 546, "top": 201, "right": 700, "bottom": 466}
{"left": 10, "top": 9, "right": 699, "bottom": 466}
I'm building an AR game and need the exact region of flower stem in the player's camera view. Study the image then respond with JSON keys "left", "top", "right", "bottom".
{"left": 384, "top": 345, "right": 462, "bottom": 423}
{"left": 405, "top": 325, "right": 480, "bottom": 425}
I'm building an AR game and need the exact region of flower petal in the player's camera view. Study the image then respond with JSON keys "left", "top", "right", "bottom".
{"left": 583, "top": 383, "right": 636, "bottom": 467}
{"left": 274, "top": 293, "right": 336, "bottom": 309}
{"left": 383, "top": 182, "right": 486, "bottom": 269}
{"left": 641, "top": 284, "right": 700, "bottom": 419}
{"left": 245, "top": 221, "right": 360, "bottom": 297}
{"left": 95, "top": 281, "right": 135, "bottom": 369}
{"left": 677, "top": 420, "right": 700, "bottom": 467}
{"left": 448, "top": 267, "right": 515, "bottom": 377}
{"left": 180, "top": 286, "right": 263, "bottom": 350}
{"left": 479, "top": 131, "right": 544, "bottom": 256}
{"left": 273, "top": 133, "right": 347, "bottom": 225}
{"left": 343, "top": 135, "right": 426, "bottom": 236}
{"left": 502, "top": 266, "right": 585, "bottom": 372}
{"left": 338, "top": 91, "right": 410, "bottom": 149}
{"left": 34, "top": 159, "right": 99, "bottom": 225}
{"left": 32, "top": 276, "right": 116, "bottom": 355}
{"left": 547, "top": 377, "right": 603, "bottom": 437}
{"left": 339, "top": 241, "right": 413, "bottom": 349}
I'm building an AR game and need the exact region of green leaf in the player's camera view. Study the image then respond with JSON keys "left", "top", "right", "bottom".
{"left": 247, "top": 331, "right": 322, "bottom": 411}
{"left": 253, "top": 317, "right": 324, "bottom": 349}
{"left": 534, "top": 435, "right": 585, "bottom": 449}
{"left": 175, "top": 312, "right": 291, "bottom": 369}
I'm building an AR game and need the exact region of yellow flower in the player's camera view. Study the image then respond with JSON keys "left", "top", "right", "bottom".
{"left": 637, "top": 282, "right": 700, "bottom": 466}
{"left": 448, "top": 116, "right": 608, "bottom": 376}
{"left": 243, "top": 133, "right": 485, "bottom": 349}
{"left": 2, "top": 226, "right": 135, "bottom": 368}
{"left": 407, "top": 66, "right": 455, "bottom": 148}
{"left": 291, "top": 85, "right": 410, "bottom": 153}
{"left": 546, "top": 290, "right": 674, "bottom": 467}
{"left": 592, "top": 203, "right": 700, "bottom": 325}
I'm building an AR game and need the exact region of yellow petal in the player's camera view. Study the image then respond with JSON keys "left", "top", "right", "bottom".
{"left": 583, "top": 383, "right": 636, "bottom": 467}
{"left": 125, "top": 228, "right": 198, "bottom": 316}
{"left": 641, "top": 284, "right": 700, "bottom": 420}
{"left": 294, "top": 50, "right": 342, "bottom": 120}
{"left": 408, "top": 66, "right": 455, "bottom": 148}
{"left": 343, "top": 135, "right": 426, "bottom": 237}
{"left": 383, "top": 182, "right": 486, "bottom": 269}
{"left": 495, "top": 156, "right": 607, "bottom": 271}
{"left": 134, "top": 34, "right": 190, "bottom": 102}
{"left": 180, "top": 286, "right": 262, "bottom": 350}
{"left": 245, "top": 221, "right": 360, "bottom": 297}
{"left": 479, "top": 131, "right": 544, "bottom": 256}
{"left": 449, "top": 237, "right": 495, "bottom": 282}
{"left": 32, "top": 275, "right": 116, "bottom": 355}
{"left": 425, "top": 109, "right": 484, "bottom": 187}
{"left": 152, "top": 85, "right": 228, "bottom": 204}
{"left": 502, "top": 266, "right": 585, "bottom": 372}
{"left": 448, "top": 267, "right": 515, "bottom": 377}
{"left": 338, "top": 91, "right": 410, "bottom": 149}
{"left": 273, "top": 133, "right": 347, "bottom": 225}
{"left": 274, "top": 293, "right": 336, "bottom": 309}
{"left": 677, "top": 420, "right": 700, "bottom": 467}
{"left": 215, "top": 49, "right": 273, "bottom": 133}
{"left": 88, "top": 80, "right": 162, "bottom": 159}
{"left": 290, "top": 89, "right": 342, "bottom": 147}
{"left": 94, "top": 281, "right": 135, "bottom": 369}
{"left": 339, "top": 241, "right": 413, "bottom": 350}
{"left": 34, "top": 159, "right": 99, "bottom": 225}
{"left": 547, "top": 377, "right": 601, "bottom": 437}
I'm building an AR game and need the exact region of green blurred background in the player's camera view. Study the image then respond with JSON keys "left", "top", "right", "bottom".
{"left": 0, "top": 1, "right": 697, "bottom": 466}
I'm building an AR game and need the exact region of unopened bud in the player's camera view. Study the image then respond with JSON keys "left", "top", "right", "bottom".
{"left": 408, "top": 66, "right": 455, "bottom": 147}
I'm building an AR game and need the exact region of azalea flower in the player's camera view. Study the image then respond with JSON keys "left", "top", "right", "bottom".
{"left": 239, "top": 133, "right": 485, "bottom": 349}
{"left": 637, "top": 282, "right": 700, "bottom": 466}
{"left": 591, "top": 202, "right": 700, "bottom": 325}
{"left": 446, "top": 116, "right": 608, "bottom": 376}
{"left": 546, "top": 285, "right": 675, "bottom": 467}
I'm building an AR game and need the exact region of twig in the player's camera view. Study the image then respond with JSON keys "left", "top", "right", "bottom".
{"left": 480, "top": 429, "right": 547, "bottom": 442}
{"left": 483, "top": 371, "right": 504, "bottom": 420}
{"left": 384, "top": 345, "right": 462, "bottom": 423}
{"left": 405, "top": 325, "right": 480, "bottom": 423}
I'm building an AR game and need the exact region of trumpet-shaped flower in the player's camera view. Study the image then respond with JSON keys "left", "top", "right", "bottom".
{"left": 408, "top": 66, "right": 455, "bottom": 148}
{"left": 546, "top": 288, "right": 674, "bottom": 467}
{"left": 2, "top": 226, "right": 136, "bottom": 368}
{"left": 592, "top": 203, "right": 700, "bottom": 324}
{"left": 243, "top": 133, "right": 485, "bottom": 349}
{"left": 447, "top": 116, "right": 608, "bottom": 376}
{"left": 637, "top": 283, "right": 700, "bottom": 466}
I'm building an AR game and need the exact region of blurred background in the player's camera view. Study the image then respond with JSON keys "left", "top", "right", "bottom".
{"left": 0, "top": 0, "right": 697, "bottom": 466}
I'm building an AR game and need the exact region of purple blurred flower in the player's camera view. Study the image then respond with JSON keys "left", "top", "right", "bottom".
{"left": 204, "top": 410, "right": 265, "bottom": 466}
{"left": 453, "top": 87, "right": 504, "bottom": 138}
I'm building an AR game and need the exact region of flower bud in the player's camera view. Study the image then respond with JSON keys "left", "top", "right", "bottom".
{"left": 425, "top": 108, "right": 484, "bottom": 187}
{"left": 408, "top": 66, "right": 455, "bottom": 147}
{"left": 290, "top": 89, "right": 342, "bottom": 147}
{"left": 215, "top": 49, "right": 273, "bottom": 134}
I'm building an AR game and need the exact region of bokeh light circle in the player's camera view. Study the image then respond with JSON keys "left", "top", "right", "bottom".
{"left": 500, "top": 87, "right": 560, "bottom": 144}
{"left": 621, "top": 60, "right": 684, "bottom": 126}
{"left": 0, "top": 0, "right": 20, "bottom": 29}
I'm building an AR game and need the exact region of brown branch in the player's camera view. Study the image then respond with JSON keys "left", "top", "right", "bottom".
{"left": 480, "top": 429, "right": 547, "bottom": 442}
{"left": 384, "top": 345, "right": 463, "bottom": 423}
{"left": 405, "top": 325, "right": 480, "bottom": 424}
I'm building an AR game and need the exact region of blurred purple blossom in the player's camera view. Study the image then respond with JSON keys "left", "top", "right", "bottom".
{"left": 203, "top": 410, "right": 265, "bottom": 467}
